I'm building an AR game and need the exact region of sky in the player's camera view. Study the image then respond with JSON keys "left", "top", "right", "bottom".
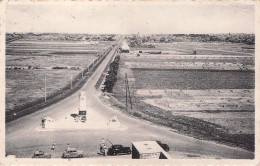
{"left": 6, "top": 2, "right": 255, "bottom": 34}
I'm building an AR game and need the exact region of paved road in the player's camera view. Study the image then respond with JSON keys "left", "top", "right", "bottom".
{"left": 6, "top": 40, "right": 254, "bottom": 159}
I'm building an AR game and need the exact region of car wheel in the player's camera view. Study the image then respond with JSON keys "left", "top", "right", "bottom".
{"left": 79, "top": 154, "right": 83, "bottom": 158}
{"left": 66, "top": 155, "right": 70, "bottom": 158}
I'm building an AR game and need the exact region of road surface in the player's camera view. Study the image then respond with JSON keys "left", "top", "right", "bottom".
{"left": 6, "top": 40, "right": 254, "bottom": 159}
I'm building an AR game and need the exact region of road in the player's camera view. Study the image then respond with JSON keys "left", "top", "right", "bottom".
{"left": 6, "top": 40, "right": 254, "bottom": 159}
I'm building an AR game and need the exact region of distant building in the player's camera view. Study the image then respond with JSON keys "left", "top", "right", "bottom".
{"left": 121, "top": 42, "right": 130, "bottom": 53}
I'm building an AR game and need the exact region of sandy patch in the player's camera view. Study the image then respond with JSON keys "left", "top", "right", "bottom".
{"left": 36, "top": 108, "right": 127, "bottom": 131}
{"left": 137, "top": 89, "right": 254, "bottom": 111}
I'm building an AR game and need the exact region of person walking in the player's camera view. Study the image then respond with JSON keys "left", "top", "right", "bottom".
{"left": 51, "top": 142, "right": 55, "bottom": 150}
{"left": 100, "top": 138, "right": 106, "bottom": 156}
{"left": 41, "top": 118, "right": 45, "bottom": 128}
{"left": 66, "top": 143, "right": 70, "bottom": 151}
{"left": 51, "top": 142, "right": 55, "bottom": 158}
{"left": 103, "top": 144, "right": 107, "bottom": 156}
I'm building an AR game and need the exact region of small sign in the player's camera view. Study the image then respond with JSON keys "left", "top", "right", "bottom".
{"left": 79, "top": 110, "right": 86, "bottom": 115}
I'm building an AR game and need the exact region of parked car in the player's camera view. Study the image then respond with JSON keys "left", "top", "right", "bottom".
{"left": 107, "top": 144, "right": 132, "bottom": 155}
{"left": 62, "top": 148, "right": 84, "bottom": 158}
{"left": 32, "top": 151, "right": 51, "bottom": 158}
{"left": 156, "top": 140, "right": 170, "bottom": 152}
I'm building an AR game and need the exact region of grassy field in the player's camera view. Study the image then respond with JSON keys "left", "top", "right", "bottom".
{"left": 123, "top": 54, "right": 254, "bottom": 70}
{"left": 136, "top": 89, "right": 254, "bottom": 135}
{"left": 132, "top": 69, "right": 254, "bottom": 89}
{"left": 6, "top": 37, "right": 115, "bottom": 112}
{"left": 6, "top": 69, "right": 79, "bottom": 111}
{"left": 131, "top": 42, "right": 255, "bottom": 55}
{"left": 107, "top": 41, "right": 255, "bottom": 152}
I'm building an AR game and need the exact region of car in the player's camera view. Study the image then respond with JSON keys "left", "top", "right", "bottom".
{"left": 62, "top": 148, "right": 84, "bottom": 158}
{"left": 156, "top": 140, "right": 170, "bottom": 152}
{"left": 107, "top": 144, "right": 132, "bottom": 156}
{"left": 32, "top": 151, "right": 51, "bottom": 158}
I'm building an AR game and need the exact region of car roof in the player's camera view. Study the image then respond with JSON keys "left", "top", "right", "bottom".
{"left": 113, "top": 144, "right": 123, "bottom": 147}
{"left": 34, "top": 151, "right": 44, "bottom": 154}
{"left": 67, "top": 148, "right": 77, "bottom": 151}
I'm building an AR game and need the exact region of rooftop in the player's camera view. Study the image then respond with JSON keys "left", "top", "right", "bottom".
{"left": 132, "top": 141, "right": 163, "bottom": 154}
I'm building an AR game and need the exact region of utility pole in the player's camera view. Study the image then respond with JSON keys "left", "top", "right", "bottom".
{"left": 44, "top": 75, "right": 46, "bottom": 102}
{"left": 70, "top": 75, "right": 73, "bottom": 89}
{"left": 126, "top": 74, "right": 132, "bottom": 109}
{"left": 82, "top": 68, "right": 84, "bottom": 78}
{"left": 125, "top": 73, "right": 128, "bottom": 111}
{"left": 125, "top": 73, "right": 132, "bottom": 110}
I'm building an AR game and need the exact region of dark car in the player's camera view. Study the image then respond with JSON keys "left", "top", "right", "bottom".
{"left": 156, "top": 141, "right": 170, "bottom": 152}
{"left": 107, "top": 144, "right": 132, "bottom": 155}
{"left": 32, "top": 151, "right": 51, "bottom": 158}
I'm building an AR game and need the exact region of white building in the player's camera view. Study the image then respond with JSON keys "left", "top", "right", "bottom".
{"left": 121, "top": 42, "right": 130, "bottom": 53}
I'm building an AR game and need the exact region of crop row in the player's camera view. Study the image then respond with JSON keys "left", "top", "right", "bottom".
{"left": 6, "top": 46, "right": 113, "bottom": 122}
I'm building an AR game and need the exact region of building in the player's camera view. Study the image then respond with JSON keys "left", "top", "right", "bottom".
{"left": 132, "top": 141, "right": 171, "bottom": 159}
{"left": 121, "top": 42, "right": 130, "bottom": 53}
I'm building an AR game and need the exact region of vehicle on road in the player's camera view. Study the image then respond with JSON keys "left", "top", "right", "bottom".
{"left": 32, "top": 151, "right": 51, "bottom": 158}
{"left": 107, "top": 144, "right": 132, "bottom": 155}
{"left": 156, "top": 140, "right": 170, "bottom": 152}
{"left": 62, "top": 148, "right": 84, "bottom": 158}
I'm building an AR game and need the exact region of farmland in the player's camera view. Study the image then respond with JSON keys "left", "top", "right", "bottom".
{"left": 136, "top": 42, "right": 255, "bottom": 55}
{"left": 132, "top": 69, "right": 254, "bottom": 89}
{"left": 6, "top": 33, "right": 115, "bottom": 113}
{"left": 107, "top": 40, "right": 255, "bottom": 151}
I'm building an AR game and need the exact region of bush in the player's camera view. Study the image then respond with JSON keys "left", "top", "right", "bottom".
{"left": 103, "top": 55, "right": 120, "bottom": 93}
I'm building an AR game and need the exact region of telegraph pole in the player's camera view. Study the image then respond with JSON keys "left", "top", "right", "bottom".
{"left": 70, "top": 75, "right": 73, "bottom": 89}
{"left": 44, "top": 75, "right": 46, "bottom": 102}
{"left": 126, "top": 74, "right": 132, "bottom": 109}
{"left": 82, "top": 68, "right": 84, "bottom": 78}
{"left": 125, "top": 73, "right": 132, "bottom": 110}
{"left": 125, "top": 73, "right": 128, "bottom": 111}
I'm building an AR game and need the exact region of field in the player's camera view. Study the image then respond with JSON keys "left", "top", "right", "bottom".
{"left": 132, "top": 69, "right": 254, "bottom": 89}
{"left": 6, "top": 35, "right": 115, "bottom": 112}
{"left": 109, "top": 41, "right": 255, "bottom": 151}
{"left": 131, "top": 42, "right": 255, "bottom": 55}
{"left": 136, "top": 89, "right": 254, "bottom": 134}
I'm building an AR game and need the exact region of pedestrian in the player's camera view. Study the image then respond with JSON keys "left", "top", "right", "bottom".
{"left": 101, "top": 138, "right": 105, "bottom": 145}
{"left": 99, "top": 144, "right": 102, "bottom": 154}
{"left": 66, "top": 143, "right": 70, "bottom": 151}
{"left": 103, "top": 145, "right": 107, "bottom": 156}
{"left": 42, "top": 118, "right": 45, "bottom": 128}
{"left": 51, "top": 142, "right": 55, "bottom": 150}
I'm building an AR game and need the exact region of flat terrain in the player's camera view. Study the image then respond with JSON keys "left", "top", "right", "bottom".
{"left": 111, "top": 41, "right": 255, "bottom": 152}
{"left": 131, "top": 42, "right": 255, "bottom": 55}
{"left": 6, "top": 38, "right": 114, "bottom": 112}
{"left": 6, "top": 41, "right": 254, "bottom": 159}
{"left": 137, "top": 89, "right": 254, "bottom": 134}
{"left": 132, "top": 69, "right": 254, "bottom": 89}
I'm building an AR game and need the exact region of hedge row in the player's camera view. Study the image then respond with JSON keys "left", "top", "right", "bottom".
{"left": 102, "top": 55, "right": 120, "bottom": 93}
